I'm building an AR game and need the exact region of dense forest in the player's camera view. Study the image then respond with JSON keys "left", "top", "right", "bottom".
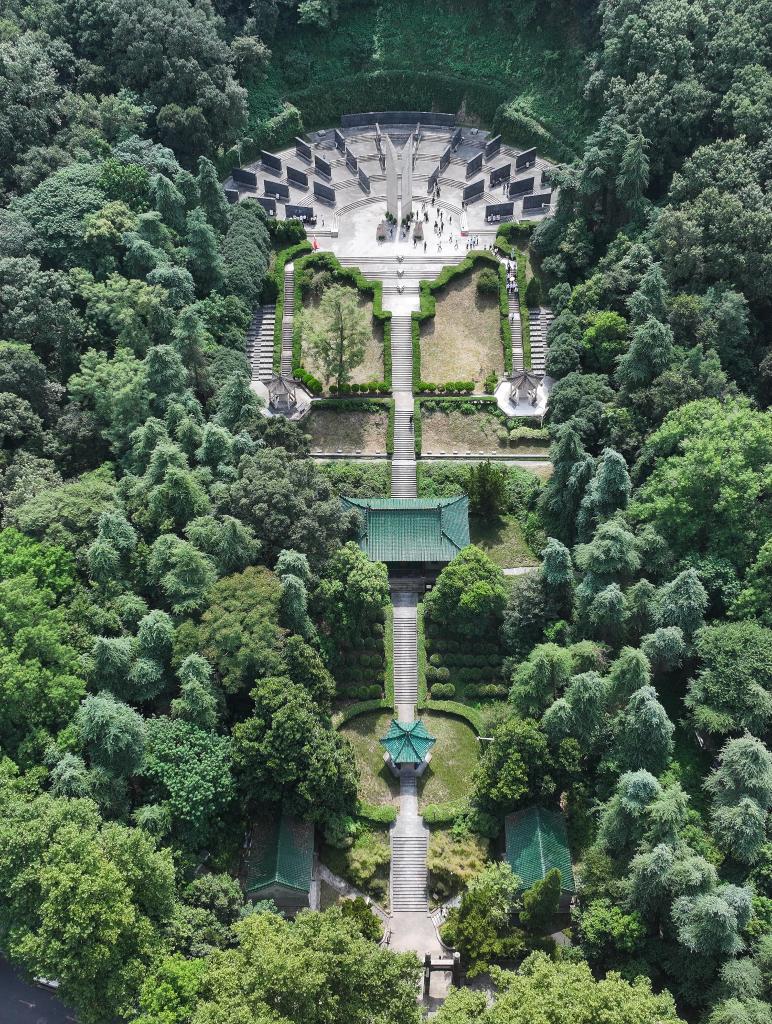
{"left": 0, "top": 1, "right": 771, "bottom": 1023}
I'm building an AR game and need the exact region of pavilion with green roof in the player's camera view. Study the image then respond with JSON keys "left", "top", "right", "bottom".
{"left": 504, "top": 806, "right": 575, "bottom": 911}
{"left": 244, "top": 811, "right": 314, "bottom": 914}
{"left": 380, "top": 719, "right": 436, "bottom": 771}
{"left": 341, "top": 496, "right": 470, "bottom": 577}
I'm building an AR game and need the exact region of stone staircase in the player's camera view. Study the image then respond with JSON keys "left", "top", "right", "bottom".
{"left": 280, "top": 264, "right": 295, "bottom": 377}
{"left": 392, "top": 593, "right": 418, "bottom": 717}
{"left": 246, "top": 304, "right": 276, "bottom": 383}
{"left": 392, "top": 409, "right": 415, "bottom": 460}
{"left": 529, "top": 306, "right": 553, "bottom": 376}
{"left": 390, "top": 315, "right": 413, "bottom": 391}
{"left": 390, "top": 315, "right": 417, "bottom": 497}
{"left": 390, "top": 775, "right": 429, "bottom": 913}
{"left": 508, "top": 294, "right": 524, "bottom": 372}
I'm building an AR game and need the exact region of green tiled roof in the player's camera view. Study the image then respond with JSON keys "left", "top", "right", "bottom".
{"left": 505, "top": 806, "right": 575, "bottom": 894}
{"left": 342, "top": 496, "right": 470, "bottom": 563}
{"left": 245, "top": 812, "right": 314, "bottom": 894}
{"left": 380, "top": 719, "right": 436, "bottom": 763}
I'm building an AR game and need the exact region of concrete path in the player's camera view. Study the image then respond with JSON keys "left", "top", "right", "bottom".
{"left": 389, "top": 314, "right": 417, "bottom": 497}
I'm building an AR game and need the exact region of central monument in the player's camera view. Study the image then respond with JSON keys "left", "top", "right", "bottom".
{"left": 383, "top": 130, "right": 416, "bottom": 220}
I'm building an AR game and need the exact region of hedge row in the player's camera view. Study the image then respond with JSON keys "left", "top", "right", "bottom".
{"left": 385, "top": 605, "right": 394, "bottom": 706}
{"left": 415, "top": 381, "right": 476, "bottom": 395}
{"left": 496, "top": 221, "right": 537, "bottom": 250}
{"left": 271, "top": 241, "right": 313, "bottom": 373}
{"left": 417, "top": 699, "right": 484, "bottom": 735}
{"left": 333, "top": 699, "right": 393, "bottom": 730}
{"left": 423, "top": 798, "right": 469, "bottom": 827}
{"left": 414, "top": 400, "right": 423, "bottom": 457}
{"left": 294, "top": 251, "right": 392, "bottom": 388}
{"left": 356, "top": 800, "right": 397, "bottom": 826}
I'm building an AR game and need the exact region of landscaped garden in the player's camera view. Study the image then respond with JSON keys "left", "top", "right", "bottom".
{"left": 417, "top": 710, "right": 480, "bottom": 808}
{"left": 469, "top": 514, "right": 539, "bottom": 569}
{"left": 305, "top": 400, "right": 391, "bottom": 454}
{"left": 338, "top": 710, "right": 400, "bottom": 807}
{"left": 419, "top": 269, "right": 503, "bottom": 391}
{"left": 299, "top": 287, "right": 386, "bottom": 393}
{"left": 418, "top": 400, "right": 550, "bottom": 455}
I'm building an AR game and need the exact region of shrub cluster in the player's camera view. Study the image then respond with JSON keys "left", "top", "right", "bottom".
{"left": 330, "top": 381, "right": 390, "bottom": 395}
{"left": 416, "top": 381, "right": 475, "bottom": 395}
{"left": 424, "top": 628, "right": 507, "bottom": 701}
{"left": 334, "top": 619, "right": 386, "bottom": 700}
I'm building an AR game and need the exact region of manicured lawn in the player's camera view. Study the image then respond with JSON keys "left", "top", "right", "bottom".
{"left": 339, "top": 711, "right": 400, "bottom": 806}
{"left": 418, "top": 711, "right": 479, "bottom": 807}
{"left": 470, "top": 514, "right": 538, "bottom": 568}
{"left": 306, "top": 407, "right": 388, "bottom": 453}
{"left": 421, "top": 272, "right": 503, "bottom": 388}
{"left": 300, "top": 289, "right": 384, "bottom": 391}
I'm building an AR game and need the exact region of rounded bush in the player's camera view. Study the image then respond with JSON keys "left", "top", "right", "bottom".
{"left": 431, "top": 683, "right": 456, "bottom": 699}
{"left": 429, "top": 653, "right": 442, "bottom": 667}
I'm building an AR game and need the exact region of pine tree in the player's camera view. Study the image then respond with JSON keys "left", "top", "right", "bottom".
{"left": 520, "top": 868, "right": 562, "bottom": 933}
{"left": 616, "top": 130, "right": 650, "bottom": 216}
{"left": 197, "top": 156, "right": 230, "bottom": 233}
{"left": 615, "top": 685, "right": 674, "bottom": 775}
{"left": 150, "top": 173, "right": 186, "bottom": 232}
{"left": 186, "top": 209, "right": 224, "bottom": 295}
{"left": 616, "top": 317, "right": 675, "bottom": 390}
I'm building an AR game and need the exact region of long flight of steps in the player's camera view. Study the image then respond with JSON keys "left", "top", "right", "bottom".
{"left": 390, "top": 781, "right": 429, "bottom": 913}
{"left": 508, "top": 294, "right": 524, "bottom": 372}
{"left": 392, "top": 594, "right": 419, "bottom": 713}
{"left": 390, "top": 315, "right": 413, "bottom": 391}
{"left": 246, "top": 305, "right": 276, "bottom": 383}
{"left": 280, "top": 264, "right": 295, "bottom": 377}
{"left": 529, "top": 306, "right": 553, "bottom": 376}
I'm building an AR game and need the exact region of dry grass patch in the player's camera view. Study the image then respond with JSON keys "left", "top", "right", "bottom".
{"left": 301, "top": 288, "right": 384, "bottom": 390}
{"left": 421, "top": 271, "right": 503, "bottom": 387}
{"left": 306, "top": 407, "right": 388, "bottom": 453}
{"left": 422, "top": 408, "right": 550, "bottom": 456}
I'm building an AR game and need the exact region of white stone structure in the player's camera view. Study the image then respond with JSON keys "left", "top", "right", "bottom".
{"left": 402, "top": 132, "right": 414, "bottom": 219}
{"left": 384, "top": 135, "right": 400, "bottom": 218}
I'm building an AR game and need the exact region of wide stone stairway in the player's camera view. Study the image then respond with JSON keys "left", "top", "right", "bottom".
{"left": 390, "top": 771, "right": 430, "bottom": 914}
{"left": 390, "top": 315, "right": 417, "bottom": 498}
{"left": 392, "top": 593, "right": 419, "bottom": 721}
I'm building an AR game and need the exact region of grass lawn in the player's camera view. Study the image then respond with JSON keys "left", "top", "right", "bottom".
{"left": 421, "top": 272, "right": 503, "bottom": 388}
{"left": 418, "top": 711, "right": 479, "bottom": 807}
{"left": 470, "top": 514, "right": 538, "bottom": 568}
{"left": 421, "top": 408, "right": 549, "bottom": 455}
{"left": 300, "top": 289, "right": 384, "bottom": 392}
{"left": 306, "top": 407, "right": 388, "bottom": 453}
{"left": 339, "top": 711, "right": 400, "bottom": 806}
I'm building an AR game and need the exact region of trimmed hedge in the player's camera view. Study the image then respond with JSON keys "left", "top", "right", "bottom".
{"left": 386, "top": 401, "right": 395, "bottom": 457}
{"left": 294, "top": 250, "right": 393, "bottom": 389}
{"left": 272, "top": 241, "right": 313, "bottom": 373}
{"left": 385, "top": 604, "right": 394, "bottom": 705}
{"left": 496, "top": 221, "right": 537, "bottom": 251}
{"left": 423, "top": 799, "right": 470, "bottom": 827}
{"left": 412, "top": 251, "right": 511, "bottom": 386}
{"left": 413, "top": 399, "right": 423, "bottom": 457}
{"left": 416, "top": 700, "right": 484, "bottom": 735}
{"left": 333, "top": 699, "right": 393, "bottom": 730}
{"left": 417, "top": 604, "right": 427, "bottom": 703}
{"left": 357, "top": 801, "right": 397, "bottom": 825}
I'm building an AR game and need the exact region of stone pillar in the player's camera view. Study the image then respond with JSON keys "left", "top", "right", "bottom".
{"left": 385, "top": 135, "right": 399, "bottom": 219}
{"left": 401, "top": 133, "right": 414, "bottom": 220}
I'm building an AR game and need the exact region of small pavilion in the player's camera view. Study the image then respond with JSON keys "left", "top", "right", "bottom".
{"left": 341, "top": 496, "right": 469, "bottom": 579}
{"left": 380, "top": 719, "right": 436, "bottom": 773}
{"left": 268, "top": 375, "right": 298, "bottom": 414}
{"left": 508, "top": 369, "right": 542, "bottom": 405}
